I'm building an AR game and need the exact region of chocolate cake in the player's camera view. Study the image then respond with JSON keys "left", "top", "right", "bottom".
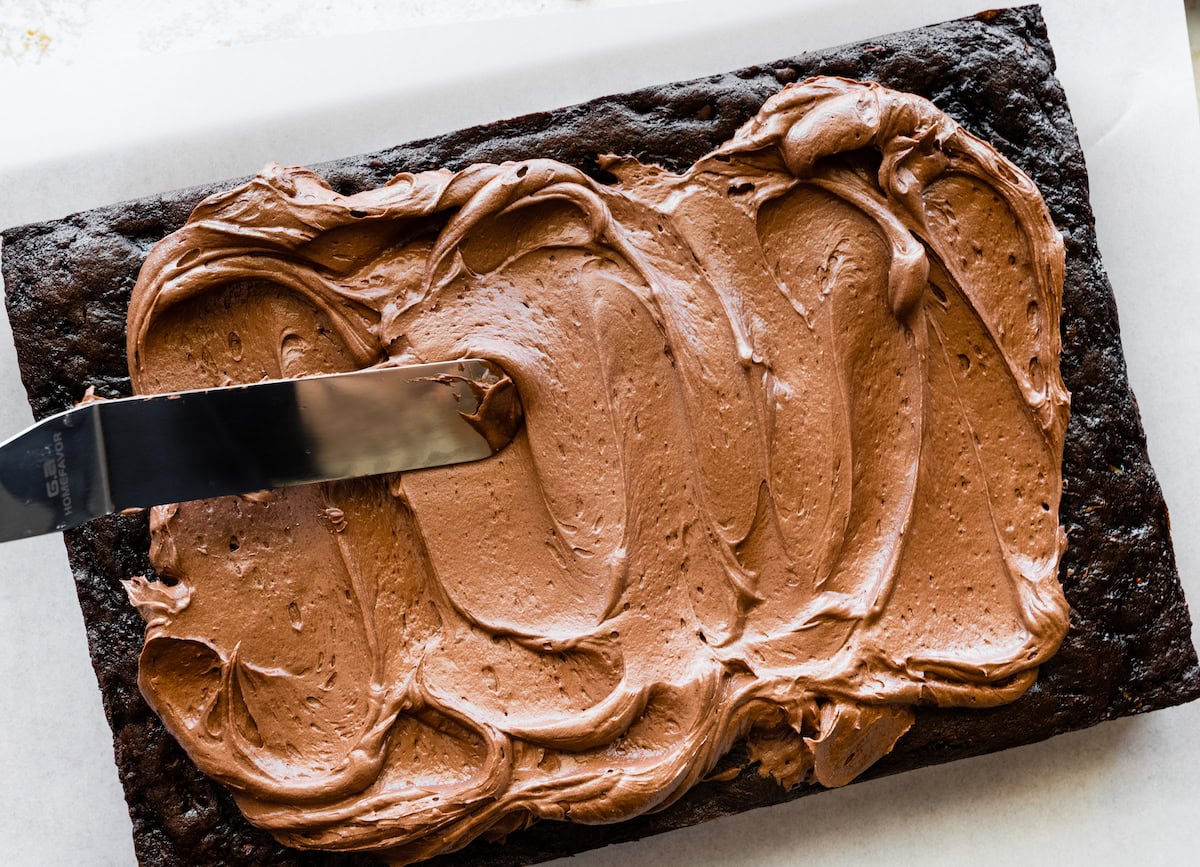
{"left": 2, "top": 6, "right": 1198, "bottom": 866}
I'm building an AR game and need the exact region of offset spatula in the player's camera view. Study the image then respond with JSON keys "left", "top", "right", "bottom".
{"left": 0, "top": 359, "right": 521, "bottom": 543}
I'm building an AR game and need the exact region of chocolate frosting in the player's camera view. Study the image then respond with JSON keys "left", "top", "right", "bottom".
{"left": 122, "top": 77, "right": 1070, "bottom": 863}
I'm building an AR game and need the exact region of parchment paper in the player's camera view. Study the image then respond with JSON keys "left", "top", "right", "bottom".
{"left": 1, "top": 1, "right": 1197, "bottom": 864}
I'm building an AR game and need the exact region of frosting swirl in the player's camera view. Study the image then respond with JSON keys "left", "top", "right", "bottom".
{"left": 123, "top": 77, "right": 1070, "bottom": 863}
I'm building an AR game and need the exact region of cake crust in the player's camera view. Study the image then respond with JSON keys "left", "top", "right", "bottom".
{"left": 3, "top": 6, "right": 1198, "bottom": 866}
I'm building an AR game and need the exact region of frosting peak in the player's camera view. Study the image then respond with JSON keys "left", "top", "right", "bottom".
{"left": 124, "top": 77, "right": 1069, "bottom": 863}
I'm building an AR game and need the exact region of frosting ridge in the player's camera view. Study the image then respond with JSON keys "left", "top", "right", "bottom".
{"left": 123, "top": 77, "right": 1070, "bottom": 863}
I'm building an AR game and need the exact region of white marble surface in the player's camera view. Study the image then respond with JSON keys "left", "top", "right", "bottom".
{"left": 0, "top": 1, "right": 1198, "bottom": 866}
{"left": 0, "top": 0, "right": 680, "bottom": 68}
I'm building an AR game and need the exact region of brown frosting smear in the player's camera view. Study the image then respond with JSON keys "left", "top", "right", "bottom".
{"left": 122, "top": 77, "right": 1070, "bottom": 863}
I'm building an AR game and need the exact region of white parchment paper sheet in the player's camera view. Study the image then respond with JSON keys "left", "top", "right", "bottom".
{"left": 1, "top": 1, "right": 1197, "bottom": 864}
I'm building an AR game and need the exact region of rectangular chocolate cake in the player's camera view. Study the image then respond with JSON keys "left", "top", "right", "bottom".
{"left": 2, "top": 6, "right": 1198, "bottom": 865}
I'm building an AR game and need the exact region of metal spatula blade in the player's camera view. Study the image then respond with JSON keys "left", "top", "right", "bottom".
{"left": 0, "top": 358, "right": 520, "bottom": 543}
